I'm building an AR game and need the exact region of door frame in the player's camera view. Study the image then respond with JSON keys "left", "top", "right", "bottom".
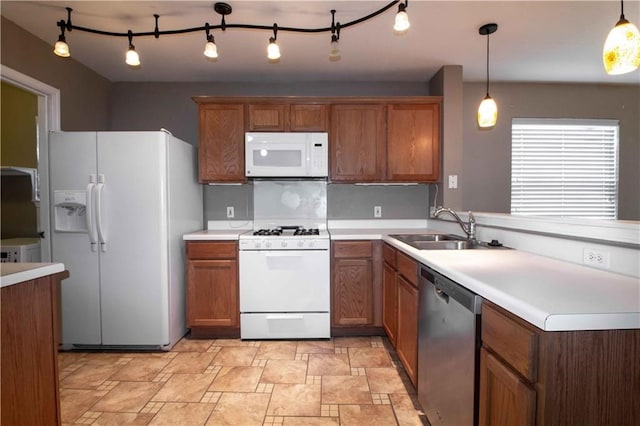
{"left": 1, "top": 65, "right": 61, "bottom": 261}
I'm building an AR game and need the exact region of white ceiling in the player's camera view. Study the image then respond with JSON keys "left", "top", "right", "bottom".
{"left": 2, "top": 1, "right": 640, "bottom": 84}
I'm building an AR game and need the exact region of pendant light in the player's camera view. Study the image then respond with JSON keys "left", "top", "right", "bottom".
{"left": 203, "top": 24, "right": 218, "bottom": 60}
{"left": 477, "top": 23, "right": 498, "bottom": 128}
{"left": 267, "top": 24, "right": 281, "bottom": 62}
{"left": 393, "top": 1, "right": 410, "bottom": 34}
{"left": 329, "top": 10, "right": 341, "bottom": 61}
{"left": 603, "top": 0, "right": 640, "bottom": 75}
{"left": 53, "top": 23, "right": 70, "bottom": 58}
{"left": 125, "top": 30, "right": 141, "bottom": 67}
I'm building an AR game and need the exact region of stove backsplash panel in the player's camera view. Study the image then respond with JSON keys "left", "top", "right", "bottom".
{"left": 253, "top": 180, "right": 327, "bottom": 222}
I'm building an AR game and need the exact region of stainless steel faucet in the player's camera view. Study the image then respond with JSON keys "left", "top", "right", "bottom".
{"left": 433, "top": 207, "right": 476, "bottom": 240}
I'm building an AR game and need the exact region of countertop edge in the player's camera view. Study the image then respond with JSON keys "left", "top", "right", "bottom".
{"left": 0, "top": 263, "right": 66, "bottom": 288}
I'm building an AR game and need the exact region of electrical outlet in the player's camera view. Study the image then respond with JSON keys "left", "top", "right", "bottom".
{"left": 374, "top": 205, "right": 382, "bottom": 218}
{"left": 226, "top": 206, "right": 235, "bottom": 218}
{"left": 448, "top": 175, "right": 458, "bottom": 189}
{"left": 583, "top": 248, "right": 610, "bottom": 269}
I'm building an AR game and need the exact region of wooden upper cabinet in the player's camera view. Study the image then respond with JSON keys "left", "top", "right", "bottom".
{"left": 330, "top": 104, "right": 386, "bottom": 182}
{"left": 198, "top": 103, "right": 245, "bottom": 183}
{"left": 248, "top": 103, "right": 287, "bottom": 131}
{"left": 248, "top": 103, "right": 329, "bottom": 132}
{"left": 289, "top": 104, "right": 329, "bottom": 131}
{"left": 387, "top": 103, "right": 440, "bottom": 182}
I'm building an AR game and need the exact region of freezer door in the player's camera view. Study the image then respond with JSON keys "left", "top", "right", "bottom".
{"left": 49, "top": 131, "right": 102, "bottom": 345}
{"left": 96, "top": 132, "right": 170, "bottom": 346}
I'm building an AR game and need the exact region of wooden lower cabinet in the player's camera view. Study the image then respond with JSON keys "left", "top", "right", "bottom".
{"left": 331, "top": 241, "right": 383, "bottom": 334}
{"left": 396, "top": 275, "right": 419, "bottom": 387}
{"left": 1, "top": 270, "right": 69, "bottom": 426}
{"left": 186, "top": 241, "right": 239, "bottom": 338}
{"left": 480, "top": 301, "right": 640, "bottom": 426}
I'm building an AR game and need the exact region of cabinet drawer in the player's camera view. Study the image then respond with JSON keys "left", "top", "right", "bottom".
{"left": 382, "top": 243, "right": 397, "bottom": 268}
{"left": 187, "top": 241, "right": 237, "bottom": 260}
{"left": 333, "top": 241, "right": 372, "bottom": 258}
{"left": 396, "top": 251, "right": 417, "bottom": 287}
{"left": 482, "top": 303, "right": 538, "bottom": 382}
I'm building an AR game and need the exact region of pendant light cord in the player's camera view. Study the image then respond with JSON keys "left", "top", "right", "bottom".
{"left": 485, "top": 31, "right": 490, "bottom": 96}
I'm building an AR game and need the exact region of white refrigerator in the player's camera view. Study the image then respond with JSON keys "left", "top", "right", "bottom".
{"left": 49, "top": 131, "right": 202, "bottom": 350}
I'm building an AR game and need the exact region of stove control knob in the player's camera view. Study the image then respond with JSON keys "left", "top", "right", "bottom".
{"left": 281, "top": 241, "right": 287, "bottom": 248}
{"left": 297, "top": 241, "right": 304, "bottom": 248}
{"left": 309, "top": 241, "right": 315, "bottom": 248}
{"left": 265, "top": 241, "right": 271, "bottom": 248}
{"left": 255, "top": 242, "right": 261, "bottom": 249}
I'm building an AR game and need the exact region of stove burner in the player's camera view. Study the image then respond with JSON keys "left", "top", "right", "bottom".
{"left": 252, "top": 226, "right": 320, "bottom": 236}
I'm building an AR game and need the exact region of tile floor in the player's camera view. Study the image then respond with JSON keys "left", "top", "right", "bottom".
{"left": 59, "top": 335, "right": 428, "bottom": 425}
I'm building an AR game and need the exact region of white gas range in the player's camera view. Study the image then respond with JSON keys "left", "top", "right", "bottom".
{"left": 238, "top": 181, "right": 331, "bottom": 339}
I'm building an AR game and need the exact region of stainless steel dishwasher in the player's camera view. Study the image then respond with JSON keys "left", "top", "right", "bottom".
{"left": 418, "top": 265, "right": 482, "bottom": 426}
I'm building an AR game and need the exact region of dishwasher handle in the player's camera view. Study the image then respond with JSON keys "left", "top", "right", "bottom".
{"left": 420, "top": 265, "right": 482, "bottom": 314}
{"left": 434, "top": 285, "right": 450, "bottom": 304}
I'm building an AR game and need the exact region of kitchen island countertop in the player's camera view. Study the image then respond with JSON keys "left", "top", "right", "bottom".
{"left": 1, "top": 263, "right": 66, "bottom": 288}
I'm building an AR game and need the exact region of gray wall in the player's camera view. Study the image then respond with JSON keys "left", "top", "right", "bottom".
{"left": 462, "top": 82, "right": 640, "bottom": 220}
{"left": 1, "top": 17, "right": 111, "bottom": 131}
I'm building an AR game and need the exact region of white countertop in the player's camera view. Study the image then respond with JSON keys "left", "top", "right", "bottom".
{"left": 382, "top": 236, "right": 640, "bottom": 332}
{"left": 183, "top": 229, "right": 249, "bottom": 241}
{"left": 0, "top": 263, "right": 66, "bottom": 288}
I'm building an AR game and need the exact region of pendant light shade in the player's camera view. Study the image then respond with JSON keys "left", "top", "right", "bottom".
{"left": 125, "top": 31, "right": 140, "bottom": 67}
{"left": 267, "top": 24, "right": 281, "bottom": 61}
{"left": 204, "top": 35, "right": 218, "bottom": 59}
{"left": 603, "top": 0, "right": 640, "bottom": 75}
{"left": 393, "top": 1, "right": 410, "bottom": 34}
{"left": 477, "top": 23, "right": 498, "bottom": 128}
{"left": 54, "top": 36, "right": 70, "bottom": 57}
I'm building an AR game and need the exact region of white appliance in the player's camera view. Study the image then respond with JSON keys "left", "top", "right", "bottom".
{"left": 0, "top": 238, "right": 41, "bottom": 263}
{"left": 49, "top": 130, "right": 202, "bottom": 350}
{"left": 239, "top": 180, "right": 330, "bottom": 339}
{"left": 245, "top": 132, "right": 328, "bottom": 178}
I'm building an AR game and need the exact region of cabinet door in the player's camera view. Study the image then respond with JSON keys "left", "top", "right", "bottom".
{"left": 198, "top": 104, "right": 245, "bottom": 182}
{"left": 479, "top": 348, "right": 536, "bottom": 426}
{"left": 248, "top": 104, "right": 287, "bottom": 131}
{"left": 290, "top": 104, "right": 329, "bottom": 131}
{"left": 382, "top": 262, "right": 398, "bottom": 347}
{"left": 332, "top": 258, "right": 373, "bottom": 326}
{"left": 396, "top": 276, "right": 418, "bottom": 387}
{"left": 387, "top": 103, "right": 440, "bottom": 182}
{"left": 187, "top": 259, "right": 238, "bottom": 327}
{"left": 330, "top": 104, "right": 386, "bottom": 182}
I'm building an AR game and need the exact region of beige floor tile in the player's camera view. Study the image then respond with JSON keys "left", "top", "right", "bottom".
{"left": 283, "top": 417, "right": 340, "bottom": 425}
{"left": 205, "top": 392, "right": 271, "bottom": 425}
{"left": 333, "top": 337, "right": 374, "bottom": 348}
{"left": 267, "top": 383, "right": 322, "bottom": 416}
{"left": 321, "top": 376, "right": 372, "bottom": 405}
{"left": 171, "top": 338, "right": 215, "bottom": 352}
{"left": 109, "top": 357, "right": 171, "bottom": 382}
{"left": 212, "top": 346, "right": 258, "bottom": 366}
{"left": 61, "top": 363, "right": 124, "bottom": 389}
{"left": 348, "top": 347, "right": 393, "bottom": 368}
{"left": 162, "top": 352, "right": 215, "bottom": 374}
{"left": 307, "top": 353, "right": 351, "bottom": 376}
{"left": 340, "top": 405, "right": 398, "bottom": 426}
{"left": 81, "top": 352, "right": 130, "bottom": 366}
{"left": 261, "top": 359, "right": 308, "bottom": 384}
{"left": 255, "top": 340, "right": 298, "bottom": 360}
{"left": 214, "top": 338, "right": 255, "bottom": 347}
{"left": 59, "top": 388, "right": 105, "bottom": 423}
{"left": 208, "top": 366, "right": 263, "bottom": 392}
{"left": 92, "top": 412, "right": 155, "bottom": 425}
{"left": 148, "top": 402, "right": 215, "bottom": 425}
{"left": 366, "top": 367, "right": 409, "bottom": 394}
{"left": 153, "top": 373, "right": 215, "bottom": 402}
{"left": 339, "top": 404, "right": 398, "bottom": 425}
{"left": 91, "top": 381, "right": 162, "bottom": 412}
{"left": 58, "top": 351, "right": 88, "bottom": 368}
{"left": 296, "top": 340, "right": 335, "bottom": 354}
{"left": 390, "top": 393, "right": 424, "bottom": 426}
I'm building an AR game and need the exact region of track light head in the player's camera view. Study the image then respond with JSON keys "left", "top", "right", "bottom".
{"left": 267, "top": 24, "right": 280, "bottom": 62}
{"left": 53, "top": 22, "right": 70, "bottom": 57}
{"left": 394, "top": 1, "right": 410, "bottom": 34}
{"left": 125, "top": 30, "right": 141, "bottom": 67}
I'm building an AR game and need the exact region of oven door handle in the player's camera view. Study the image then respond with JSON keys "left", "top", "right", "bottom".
{"left": 266, "top": 314, "right": 304, "bottom": 320}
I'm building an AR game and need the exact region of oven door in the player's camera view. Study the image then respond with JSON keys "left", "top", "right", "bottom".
{"left": 239, "top": 249, "right": 330, "bottom": 312}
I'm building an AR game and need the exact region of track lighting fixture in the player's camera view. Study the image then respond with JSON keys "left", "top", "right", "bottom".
{"left": 329, "top": 10, "right": 341, "bottom": 61}
{"left": 477, "top": 23, "right": 498, "bottom": 129}
{"left": 267, "top": 24, "right": 281, "bottom": 62}
{"left": 603, "top": 0, "right": 640, "bottom": 75}
{"left": 204, "top": 24, "right": 218, "bottom": 60}
{"left": 393, "top": 0, "right": 410, "bottom": 34}
{"left": 51, "top": 1, "right": 407, "bottom": 67}
{"left": 125, "top": 30, "right": 140, "bottom": 67}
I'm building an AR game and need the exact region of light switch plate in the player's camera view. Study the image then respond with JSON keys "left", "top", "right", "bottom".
{"left": 448, "top": 175, "right": 458, "bottom": 189}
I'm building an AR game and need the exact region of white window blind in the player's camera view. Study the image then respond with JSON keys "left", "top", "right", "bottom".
{"left": 511, "top": 118, "right": 619, "bottom": 219}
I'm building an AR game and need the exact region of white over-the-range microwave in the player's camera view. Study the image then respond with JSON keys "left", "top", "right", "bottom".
{"left": 245, "top": 132, "right": 328, "bottom": 178}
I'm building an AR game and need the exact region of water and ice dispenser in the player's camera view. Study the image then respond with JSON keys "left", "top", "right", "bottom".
{"left": 53, "top": 190, "right": 88, "bottom": 232}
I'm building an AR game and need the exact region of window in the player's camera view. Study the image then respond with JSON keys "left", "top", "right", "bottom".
{"left": 511, "top": 118, "right": 618, "bottom": 219}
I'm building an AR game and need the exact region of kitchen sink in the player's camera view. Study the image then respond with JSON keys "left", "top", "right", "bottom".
{"left": 389, "top": 234, "right": 502, "bottom": 250}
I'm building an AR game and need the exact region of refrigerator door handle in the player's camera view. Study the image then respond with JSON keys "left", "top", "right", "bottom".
{"left": 86, "top": 176, "right": 98, "bottom": 251}
{"left": 95, "top": 176, "right": 107, "bottom": 252}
